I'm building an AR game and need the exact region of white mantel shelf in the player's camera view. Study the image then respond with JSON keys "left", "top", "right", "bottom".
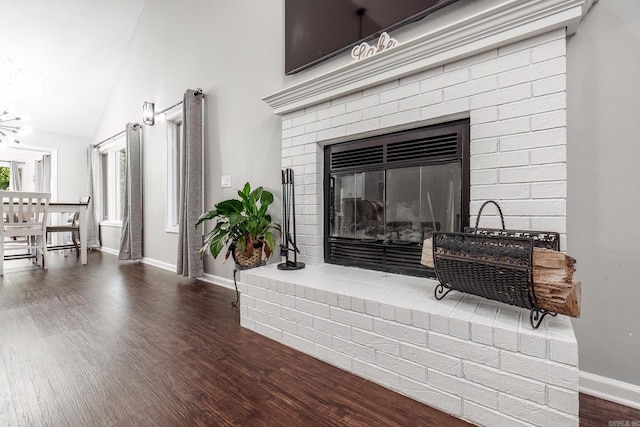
{"left": 263, "top": 0, "right": 596, "bottom": 116}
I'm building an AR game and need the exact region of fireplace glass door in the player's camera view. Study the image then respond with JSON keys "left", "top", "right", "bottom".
{"left": 325, "top": 120, "right": 469, "bottom": 276}
{"left": 330, "top": 163, "right": 461, "bottom": 242}
{"left": 330, "top": 171, "right": 385, "bottom": 240}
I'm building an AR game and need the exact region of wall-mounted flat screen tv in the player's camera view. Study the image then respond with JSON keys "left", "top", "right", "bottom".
{"left": 285, "top": 0, "right": 459, "bottom": 75}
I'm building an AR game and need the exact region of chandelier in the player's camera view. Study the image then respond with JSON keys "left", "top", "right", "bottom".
{"left": 0, "top": 109, "right": 29, "bottom": 144}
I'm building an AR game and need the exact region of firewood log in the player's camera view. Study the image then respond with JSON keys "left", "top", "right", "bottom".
{"left": 532, "top": 248, "right": 580, "bottom": 317}
{"left": 532, "top": 247, "right": 576, "bottom": 269}
{"left": 533, "top": 281, "right": 581, "bottom": 318}
{"left": 421, "top": 238, "right": 434, "bottom": 268}
{"left": 533, "top": 248, "right": 576, "bottom": 283}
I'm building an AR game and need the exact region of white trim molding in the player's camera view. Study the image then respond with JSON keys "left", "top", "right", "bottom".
{"left": 99, "top": 220, "right": 123, "bottom": 228}
{"left": 139, "top": 256, "right": 237, "bottom": 291}
{"left": 263, "top": 0, "right": 596, "bottom": 115}
{"left": 99, "top": 246, "right": 119, "bottom": 256}
{"left": 580, "top": 371, "right": 640, "bottom": 410}
{"left": 199, "top": 273, "right": 235, "bottom": 292}
{"left": 140, "top": 257, "right": 176, "bottom": 273}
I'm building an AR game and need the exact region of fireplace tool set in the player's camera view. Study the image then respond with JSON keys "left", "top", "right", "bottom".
{"left": 278, "top": 168, "right": 305, "bottom": 270}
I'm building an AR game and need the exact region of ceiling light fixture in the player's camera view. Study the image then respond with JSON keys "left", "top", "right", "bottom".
{"left": 0, "top": 108, "right": 30, "bottom": 143}
{"left": 142, "top": 101, "right": 155, "bottom": 126}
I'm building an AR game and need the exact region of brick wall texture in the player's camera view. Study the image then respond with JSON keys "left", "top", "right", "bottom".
{"left": 280, "top": 28, "right": 568, "bottom": 265}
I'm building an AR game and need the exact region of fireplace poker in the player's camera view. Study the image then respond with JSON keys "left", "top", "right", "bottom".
{"left": 278, "top": 168, "right": 305, "bottom": 270}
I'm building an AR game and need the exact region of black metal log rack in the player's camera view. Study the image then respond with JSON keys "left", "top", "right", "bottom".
{"left": 432, "top": 201, "right": 560, "bottom": 329}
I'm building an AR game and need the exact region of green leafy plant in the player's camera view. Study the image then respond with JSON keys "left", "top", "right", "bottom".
{"left": 196, "top": 182, "right": 281, "bottom": 263}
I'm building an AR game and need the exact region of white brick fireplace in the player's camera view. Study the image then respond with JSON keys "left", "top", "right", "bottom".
{"left": 240, "top": 1, "right": 596, "bottom": 425}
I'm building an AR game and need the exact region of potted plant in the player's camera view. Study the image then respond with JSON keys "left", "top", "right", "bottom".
{"left": 196, "top": 182, "right": 281, "bottom": 268}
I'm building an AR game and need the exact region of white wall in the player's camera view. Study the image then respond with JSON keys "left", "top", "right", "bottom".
{"left": 99, "top": 224, "right": 122, "bottom": 254}
{"left": 567, "top": 0, "right": 640, "bottom": 386}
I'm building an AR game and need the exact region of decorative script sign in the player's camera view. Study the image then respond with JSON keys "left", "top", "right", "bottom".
{"left": 351, "top": 32, "right": 400, "bottom": 62}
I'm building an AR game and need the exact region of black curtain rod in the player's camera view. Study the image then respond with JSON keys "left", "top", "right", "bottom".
{"left": 93, "top": 129, "right": 125, "bottom": 148}
{"left": 93, "top": 123, "right": 142, "bottom": 148}
{"left": 158, "top": 101, "right": 182, "bottom": 115}
{"left": 93, "top": 89, "right": 202, "bottom": 148}
{"left": 157, "top": 88, "right": 204, "bottom": 115}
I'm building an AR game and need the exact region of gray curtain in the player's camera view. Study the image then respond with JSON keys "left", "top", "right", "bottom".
{"left": 9, "top": 161, "right": 22, "bottom": 191}
{"left": 86, "top": 146, "right": 101, "bottom": 248}
{"left": 35, "top": 154, "right": 51, "bottom": 192}
{"left": 118, "top": 123, "right": 143, "bottom": 260}
{"left": 177, "top": 89, "right": 204, "bottom": 278}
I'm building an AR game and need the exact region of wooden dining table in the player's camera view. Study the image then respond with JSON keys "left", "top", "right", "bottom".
{"left": 49, "top": 202, "right": 89, "bottom": 265}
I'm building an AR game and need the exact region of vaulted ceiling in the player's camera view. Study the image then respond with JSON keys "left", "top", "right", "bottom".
{"left": 0, "top": 0, "right": 146, "bottom": 140}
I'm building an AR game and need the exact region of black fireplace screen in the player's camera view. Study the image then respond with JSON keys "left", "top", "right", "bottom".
{"left": 324, "top": 119, "right": 470, "bottom": 277}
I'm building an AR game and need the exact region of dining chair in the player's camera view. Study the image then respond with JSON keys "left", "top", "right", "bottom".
{"left": 0, "top": 191, "right": 51, "bottom": 276}
{"left": 47, "top": 196, "right": 90, "bottom": 258}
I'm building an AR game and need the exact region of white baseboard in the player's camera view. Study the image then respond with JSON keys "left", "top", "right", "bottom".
{"left": 137, "top": 256, "right": 236, "bottom": 291}
{"left": 580, "top": 371, "right": 640, "bottom": 410}
{"left": 99, "top": 247, "right": 119, "bottom": 256}
{"left": 140, "top": 257, "right": 176, "bottom": 272}
{"left": 199, "top": 273, "right": 235, "bottom": 291}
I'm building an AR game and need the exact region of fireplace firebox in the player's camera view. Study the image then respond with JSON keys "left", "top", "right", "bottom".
{"left": 324, "top": 119, "right": 470, "bottom": 276}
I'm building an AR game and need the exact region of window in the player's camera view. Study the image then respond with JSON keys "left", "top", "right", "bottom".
{"left": 99, "top": 136, "right": 127, "bottom": 223}
{"left": 0, "top": 165, "right": 9, "bottom": 190}
{"left": 0, "top": 162, "right": 25, "bottom": 190}
{"left": 166, "top": 109, "right": 183, "bottom": 232}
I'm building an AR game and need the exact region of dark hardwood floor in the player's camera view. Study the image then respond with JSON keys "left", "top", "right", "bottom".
{"left": 580, "top": 393, "right": 640, "bottom": 427}
{"left": 0, "top": 252, "right": 638, "bottom": 426}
